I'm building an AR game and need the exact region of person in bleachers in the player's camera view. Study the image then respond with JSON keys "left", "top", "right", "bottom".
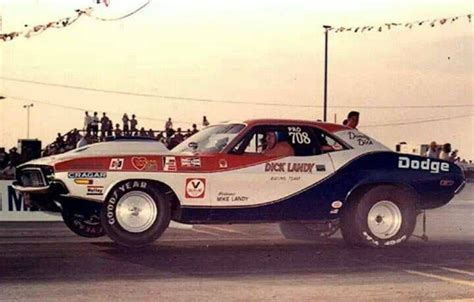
{"left": 122, "top": 114, "right": 130, "bottom": 135}
{"left": 130, "top": 114, "right": 138, "bottom": 136}
{"left": 100, "top": 112, "right": 110, "bottom": 139}
{"left": 114, "top": 123, "right": 123, "bottom": 137}
{"left": 83, "top": 111, "right": 92, "bottom": 135}
{"left": 202, "top": 116, "right": 210, "bottom": 127}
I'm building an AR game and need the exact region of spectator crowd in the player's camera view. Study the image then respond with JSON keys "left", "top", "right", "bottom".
{"left": 41, "top": 112, "right": 210, "bottom": 156}
{"left": 424, "top": 141, "right": 469, "bottom": 164}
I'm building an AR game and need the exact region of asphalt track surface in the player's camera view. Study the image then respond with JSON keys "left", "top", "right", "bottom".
{"left": 0, "top": 185, "right": 473, "bottom": 301}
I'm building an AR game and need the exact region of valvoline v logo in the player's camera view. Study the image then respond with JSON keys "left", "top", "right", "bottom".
{"left": 185, "top": 178, "right": 206, "bottom": 198}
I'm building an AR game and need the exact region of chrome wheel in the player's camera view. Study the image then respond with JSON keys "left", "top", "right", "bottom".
{"left": 367, "top": 200, "right": 402, "bottom": 239}
{"left": 116, "top": 191, "right": 158, "bottom": 233}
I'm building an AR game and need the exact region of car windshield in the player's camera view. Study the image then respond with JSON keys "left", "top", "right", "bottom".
{"left": 173, "top": 123, "right": 245, "bottom": 153}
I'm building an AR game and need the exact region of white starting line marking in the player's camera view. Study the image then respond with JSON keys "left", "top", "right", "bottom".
{"left": 437, "top": 267, "right": 474, "bottom": 277}
{"left": 416, "top": 263, "right": 474, "bottom": 277}
{"left": 198, "top": 225, "right": 251, "bottom": 236}
{"left": 404, "top": 269, "right": 474, "bottom": 288}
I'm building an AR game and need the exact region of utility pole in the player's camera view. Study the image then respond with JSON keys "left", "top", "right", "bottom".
{"left": 323, "top": 25, "right": 332, "bottom": 122}
{"left": 23, "top": 103, "right": 34, "bottom": 139}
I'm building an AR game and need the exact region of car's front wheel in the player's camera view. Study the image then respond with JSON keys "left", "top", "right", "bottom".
{"left": 61, "top": 203, "right": 105, "bottom": 238}
{"left": 340, "top": 185, "right": 416, "bottom": 248}
{"left": 101, "top": 180, "right": 171, "bottom": 248}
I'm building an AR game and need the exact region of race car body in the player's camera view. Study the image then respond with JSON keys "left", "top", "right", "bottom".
{"left": 13, "top": 119, "right": 465, "bottom": 247}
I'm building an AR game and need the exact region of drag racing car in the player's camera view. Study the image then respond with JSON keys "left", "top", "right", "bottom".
{"left": 13, "top": 119, "right": 465, "bottom": 248}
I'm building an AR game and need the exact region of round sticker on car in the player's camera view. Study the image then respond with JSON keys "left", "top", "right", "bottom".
{"left": 185, "top": 178, "right": 206, "bottom": 198}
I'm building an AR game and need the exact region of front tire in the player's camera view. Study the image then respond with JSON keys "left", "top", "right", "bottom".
{"left": 61, "top": 203, "right": 105, "bottom": 238}
{"left": 101, "top": 180, "right": 171, "bottom": 248}
{"left": 340, "top": 185, "right": 416, "bottom": 248}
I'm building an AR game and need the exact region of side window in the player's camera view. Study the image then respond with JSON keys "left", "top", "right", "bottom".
{"left": 231, "top": 125, "right": 323, "bottom": 157}
{"left": 311, "top": 128, "right": 346, "bottom": 153}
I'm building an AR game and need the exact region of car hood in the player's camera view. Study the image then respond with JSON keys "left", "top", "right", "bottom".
{"left": 20, "top": 141, "right": 171, "bottom": 167}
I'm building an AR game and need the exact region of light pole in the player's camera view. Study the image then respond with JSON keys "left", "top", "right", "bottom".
{"left": 23, "top": 103, "right": 34, "bottom": 139}
{"left": 323, "top": 25, "right": 332, "bottom": 122}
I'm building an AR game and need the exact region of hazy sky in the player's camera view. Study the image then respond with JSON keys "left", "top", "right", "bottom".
{"left": 0, "top": 0, "right": 473, "bottom": 158}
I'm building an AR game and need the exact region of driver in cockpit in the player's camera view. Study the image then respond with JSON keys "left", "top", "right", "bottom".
{"left": 262, "top": 131, "right": 294, "bottom": 157}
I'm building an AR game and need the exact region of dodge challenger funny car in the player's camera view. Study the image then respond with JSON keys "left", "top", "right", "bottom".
{"left": 13, "top": 119, "right": 465, "bottom": 248}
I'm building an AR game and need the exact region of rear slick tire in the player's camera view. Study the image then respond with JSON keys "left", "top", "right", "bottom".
{"left": 101, "top": 180, "right": 170, "bottom": 248}
{"left": 341, "top": 185, "right": 416, "bottom": 248}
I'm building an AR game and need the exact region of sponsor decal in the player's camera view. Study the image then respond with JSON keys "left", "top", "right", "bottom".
{"left": 131, "top": 157, "right": 158, "bottom": 171}
{"left": 398, "top": 156, "right": 449, "bottom": 174}
{"left": 265, "top": 162, "right": 316, "bottom": 173}
{"left": 330, "top": 209, "right": 339, "bottom": 214}
{"left": 68, "top": 171, "right": 107, "bottom": 179}
{"left": 219, "top": 159, "right": 228, "bottom": 169}
{"left": 163, "top": 156, "right": 177, "bottom": 172}
{"left": 331, "top": 201, "right": 343, "bottom": 209}
{"left": 316, "top": 164, "right": 326, "bottom": 172}
{"left": 185, "top": 178, "right": 206, "bottom": 198}
{"left": 87, "top": 185, "right": 104, "bottom": 196}
{"left": 216, "top": 192, "right": 249, "bottom": 202}
{"left": 287, "top": 127, "right": 311, "bottom": 144}
{"left": 74, "top": 179, "right": 93, "bottom": 185}
{"left": 348, "top": 132, "right": 373, "bottom": 146}
{"left": 181, "top": 157, "right": 201, "bottom": 168}
{"left": 440, "top": 180, "right": 454, "bottom": 186}
{"left": 109, "top": 158, "right": 124, "bottom": 170}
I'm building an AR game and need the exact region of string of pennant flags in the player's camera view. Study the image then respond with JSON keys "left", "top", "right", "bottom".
{"left": 0, "top": 0, "right": 150, "bottom": 42}
{"left": 329, "top": 13, "right": 472, "bottom": 33}
{"left": 0, "top": 7, "right": 93, "bottom": 42}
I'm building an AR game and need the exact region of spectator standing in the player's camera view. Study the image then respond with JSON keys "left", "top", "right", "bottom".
{"left": 100, "top": 113, "right": 110, "bottom": 139}
{"left": 165, "top": 118, "right": 173, "bottom": 131}
{"left": 130, "top": 114, "right": 138, "bottom": 135}
{"left": 114, "top": 123, "right": 123, "bottom": 137}
{"left": 186, "top": 129, "right": 192, "bottom": 138}
{"left": 148, "top": 128, "right": 155, "bottom": 137}
{"left": 345, "top": 111, "right": 359, "bottom": 129}
{"left": 425, "top": 141, "right": 440, "bottom": 158}
{"left": 55, "top": 133, "right": 64, "bottom": 150}
{"left": 91, "top": 112, "right": 100, "bottom": 137}
{"left": 202, "top": 116, "right": 210, "bottom": 127}
{"left": 122, "top": 114, "right": 130, "bottom": 135}
{"left": 106, "top": 120, "right": 113, "bottom": 137}
{"left": 191, "top": 123, "right": 199, "bottom": 135}
{"left": 439, "top": 143, "right": 452, "bottom": 161}
{"left": 9, "top": 147, "right": 21, "bottom": 166}
{"left": 84, "top": 111, "right": 92, "bottom": 135}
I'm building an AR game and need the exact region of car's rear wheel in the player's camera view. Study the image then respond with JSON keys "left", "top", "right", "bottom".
{"left": 61, "top": 203, "right": 105, "bottom": 238}
{"left": 101, "top": 180, "right": 170, "bottom": 248}
{"left": 279, "top": 220, "right": 339, "bottom": 241}
{"left": 340, "top": 185, "right": 416, "bottom": 248}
